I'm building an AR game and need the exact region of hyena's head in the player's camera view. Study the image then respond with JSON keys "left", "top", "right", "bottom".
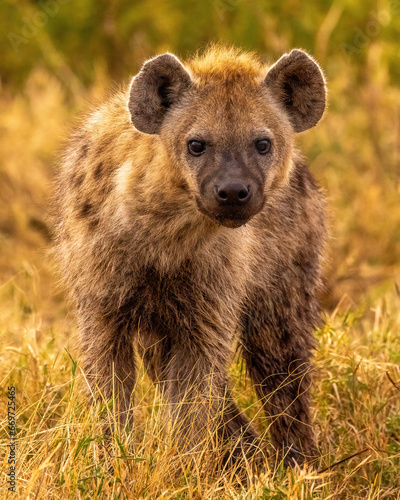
{"left": 128, "top": 47, "right": 326, "bottom": 228}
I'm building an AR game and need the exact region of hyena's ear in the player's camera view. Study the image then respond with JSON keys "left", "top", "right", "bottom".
{"left": 264, "top": 49, "right": 326, "bottom": 133}
{"left": 128, "top": 53, "right": 192, "bottom": 134}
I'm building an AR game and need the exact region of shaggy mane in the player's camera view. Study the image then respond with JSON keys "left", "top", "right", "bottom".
{"left": 186, "top": 45, "right": 264, "bottom": 84}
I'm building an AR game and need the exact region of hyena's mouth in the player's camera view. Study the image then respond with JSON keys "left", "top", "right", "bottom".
{"left": 215, "top": 215, "right": 250, "bottom": 228}
{"left": 195, "top": 196, "right": 253, "bottom": 228}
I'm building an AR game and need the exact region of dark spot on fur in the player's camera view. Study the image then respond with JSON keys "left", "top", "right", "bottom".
{"left": 79, "top": 201, "right": 94, "bottom": 218}
{"left": 88, "top": 217, "right": 100, "bottom": 230}
{"left": 72, "top": 172, "right": 85, "bottom": 188}
{"left": 94, "top": 162, "right": 104, "bottom": 180}
{"left": 77, "top": 143, "right": 89, "bottom": 162}
{"left": 147, "top": 151, "right": 155, "bottom": 164}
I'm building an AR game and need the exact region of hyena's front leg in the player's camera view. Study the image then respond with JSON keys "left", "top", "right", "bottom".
{"left": 144, "top": 330, "right": 263, "bottom": 467}
{"left": 78, "top": 310, "right": 136, "bottom": 430}
{"left": 241, "top": 292, "right": 319, "bottom": 467}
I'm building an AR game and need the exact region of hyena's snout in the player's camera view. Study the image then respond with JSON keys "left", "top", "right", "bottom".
{"left": 194, "top": 148, "right": 267, "bottom": 228}
{"left": 214, "top": 182, "right": 252, "bottom": 207}
{"left": 198, "top": 169, "right": 264, "bottom": 228}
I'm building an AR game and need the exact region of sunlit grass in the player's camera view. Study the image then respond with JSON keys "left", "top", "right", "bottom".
{"left": 1, "top": 260, "right": 400, "bottom": 497}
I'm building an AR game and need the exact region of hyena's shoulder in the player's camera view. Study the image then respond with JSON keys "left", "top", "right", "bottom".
{"left": 55, "top": 91, "right": 150, "bottom": 233}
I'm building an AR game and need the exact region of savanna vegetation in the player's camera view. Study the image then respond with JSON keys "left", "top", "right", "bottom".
{"left": 1, "top": 0, "right": 400, "bottom": 498}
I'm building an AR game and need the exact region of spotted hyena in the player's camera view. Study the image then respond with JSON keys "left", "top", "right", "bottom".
{"left": 53, "top": 46, "right": 327, "bottom": 468}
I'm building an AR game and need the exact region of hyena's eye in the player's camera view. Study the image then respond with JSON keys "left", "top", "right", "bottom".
{"left": 255, "top": 138, "right": 272, "bottom": 154}
{"left": 188, "top": 140, "right": 206, "bottom": 157}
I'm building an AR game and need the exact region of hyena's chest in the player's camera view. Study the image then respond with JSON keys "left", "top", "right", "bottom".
{"left": 129, "top": 254, "right": 248, "bottom": 337}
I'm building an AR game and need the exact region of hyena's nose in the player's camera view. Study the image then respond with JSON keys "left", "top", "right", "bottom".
{"left": 214, "top": 183, "right": 252, "bottom": 206}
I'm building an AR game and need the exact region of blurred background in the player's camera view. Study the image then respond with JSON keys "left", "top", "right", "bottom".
{"left": 1, "top": 0, "right": 399, "bottom": 318}
{"left": 1, "top": 4, "right": 400, "bottom": 495}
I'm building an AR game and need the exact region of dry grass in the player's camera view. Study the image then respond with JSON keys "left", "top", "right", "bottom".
{"left": 1, "top": 42, "right": 400, "bottom": 497}
{"left": 1, "top": 264, "right": 400, "bottom": 498}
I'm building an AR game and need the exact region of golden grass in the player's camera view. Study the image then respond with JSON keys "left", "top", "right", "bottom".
{"left": 1, "top": 263, "right": 400, "bottom": 497}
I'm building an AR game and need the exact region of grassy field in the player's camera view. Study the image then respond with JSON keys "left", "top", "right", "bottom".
{"left": 1, "top": 8, "right": 400, "bottom": 497}
{"left": 1, "top": 245, "right": 400, "bottom": 498}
